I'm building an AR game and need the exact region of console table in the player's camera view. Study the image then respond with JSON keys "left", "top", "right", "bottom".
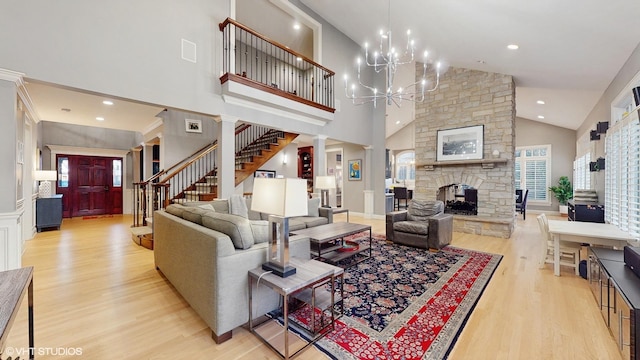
{"left": 0, "top": 267, "right": 34, "bottom": 359}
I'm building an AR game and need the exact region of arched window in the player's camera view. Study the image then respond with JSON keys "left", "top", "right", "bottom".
{"left": 395, "top": 151, "right": 415, "bottom": 181}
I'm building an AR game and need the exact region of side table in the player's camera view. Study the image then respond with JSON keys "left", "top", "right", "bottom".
{"left": 248, "top": 258, "right": 343, "bottom": 359}
{"left": 332, "top": 208, "right": 349, "bottom": 222}
{"left": 0, "top": 267, "right": 34, "bottom": 359}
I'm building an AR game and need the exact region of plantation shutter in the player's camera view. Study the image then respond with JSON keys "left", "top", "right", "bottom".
{"left": 526, "top": 160, "right": 547, "bottom": 201}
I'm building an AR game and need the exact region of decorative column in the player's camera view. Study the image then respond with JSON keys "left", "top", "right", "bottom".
{"left": 216, "top": 115, "right": 238, "bottom": 199}
{"left": 363, "top": 145, "right": 374, "bottom": 218}
{"left": 312, "top": 135, "right": 327, "bottom": 199}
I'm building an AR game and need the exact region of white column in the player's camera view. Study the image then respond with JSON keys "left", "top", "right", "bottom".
{"left": 312, "top": 135, "right": 327, "bottom": 193}
{"left": 216, "top": 115, "right": 238, "bottom": 199}
{"left": 363, "top": 145, "right": 374, "bottom": 217}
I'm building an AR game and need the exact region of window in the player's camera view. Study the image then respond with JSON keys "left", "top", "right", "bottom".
{"left": 515, "top": 145, "right": 551, "bottom": 204}
{"left": 573, "top": 152, "right": 591, "bottom": 191}
{"left": 605, "top": 111, "right": 640, "bottom": 237}
{"left": 57, "top": 157, "right": 69, "bottom": 188}
{"left": 113, "top": 159, "right": 122, "bottom": 187}
{"left": 395, "top": 151, "right": 415, "bottom": 181}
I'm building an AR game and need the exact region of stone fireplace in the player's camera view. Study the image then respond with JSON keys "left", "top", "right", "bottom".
{"left": 438, "top": 184, "right": 478, "bottom": 216}
{"left": 413, "top": 66, "right": 516, "bottom": 238}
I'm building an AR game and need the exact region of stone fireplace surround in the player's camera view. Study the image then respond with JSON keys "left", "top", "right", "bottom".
{"left": 413, "top": 66, "right": 516, "bottom": 238}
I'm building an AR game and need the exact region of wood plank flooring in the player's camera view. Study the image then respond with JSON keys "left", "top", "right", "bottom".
{"left": 3, "top": 213, "right": 622, "bottom": 359}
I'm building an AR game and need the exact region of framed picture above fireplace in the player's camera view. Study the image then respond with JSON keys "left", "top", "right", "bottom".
{"left": 437, "top": 125, "right": 484, "bottom": 161}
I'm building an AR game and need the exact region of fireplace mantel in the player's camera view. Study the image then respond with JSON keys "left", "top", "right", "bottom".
{"left": 419, "top": 158, "right": 508, "bottom": 171}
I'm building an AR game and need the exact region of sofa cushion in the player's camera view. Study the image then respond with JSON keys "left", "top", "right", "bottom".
{"left": 296, "top": 216, "right": 329, "bottom": 228}
{"left": 229, "top": 194, "right": 249, "bottom": 218}
{"left": 244, "top": 198, "right": 263, "bottom": 221}
{"left": 249, "top": 220, "right": 270, "bottom": 243}
{"left": 407, "top": 200, "right": 444, "bottom": 221}
{"left": 288, "top": 219, "right": 307, "bottom": 231}
{"left": 165, "top": 204, "right": 187, "bottom": 218}
{"left": 201, "top": 212, "right": 254, "bottom": 249}
{"left": 394, "top": 220, "right": 429, "bottom": 235}
{"left": 181, "top": 207, "right": 211, "bottom": 225}
{"left": 307, "top": 198, "right": 320, "bottom": 217}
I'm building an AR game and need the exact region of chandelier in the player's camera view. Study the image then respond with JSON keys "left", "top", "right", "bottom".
{"left": 343, "top": 2, "right": 441, "bottom": 108}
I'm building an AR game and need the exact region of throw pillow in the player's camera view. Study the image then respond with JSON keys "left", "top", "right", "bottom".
{"left": 201, "top": 212, "right": 254, "bottom": 249}
{"left": 181, "top": 207, "right": 209, "bottom": 225}
{"left": 229, "top": 194, "right": 249, "bottom": 218}
{"left": 307, "top": 197, "right": 320, "bottom": 217}
{"left": 198, "top": 204, "right": 215, "bottom": 212}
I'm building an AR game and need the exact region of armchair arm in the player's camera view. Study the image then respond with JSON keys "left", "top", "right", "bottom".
{"left": 386, "top": 210, "right": 408, "bottom": 241}
{"left": 318, "top": 207, "right": 334, "bottom": 223}
{"left": 427, "top": 213, "right": 453, "bottom": 250}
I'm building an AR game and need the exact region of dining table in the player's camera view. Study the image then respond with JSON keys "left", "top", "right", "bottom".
{"left": 547, "top": 220, "right": 637, "bottom": 276}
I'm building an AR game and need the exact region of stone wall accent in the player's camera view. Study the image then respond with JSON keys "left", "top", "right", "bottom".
{"left": 414, "top": 65, "right": 516, "bottom": 238}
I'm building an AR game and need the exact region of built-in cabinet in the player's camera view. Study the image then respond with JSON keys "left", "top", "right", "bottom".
{"left": 298, "top": 146, "right": 313, "bottom": 192}
{"left": 588, "top": 247, "right": 640, "bottom": 360}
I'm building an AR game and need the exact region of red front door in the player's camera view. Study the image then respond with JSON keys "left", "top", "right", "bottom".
{"left": 56, "top": 155, "right": 123, "bottom": 217}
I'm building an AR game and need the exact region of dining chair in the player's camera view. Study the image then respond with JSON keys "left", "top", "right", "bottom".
{"left": 393, "top": 187, "right": 409, "bottom": 211}
{"left": 537, "top": 213, "right": 581, "bottom": 275}
{"left": 516, "top": 189, "right": 529, "bottom": 220}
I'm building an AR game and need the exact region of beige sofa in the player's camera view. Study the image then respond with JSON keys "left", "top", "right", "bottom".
{"left": 153, "top": 197, "right": 332, "bottom": 343}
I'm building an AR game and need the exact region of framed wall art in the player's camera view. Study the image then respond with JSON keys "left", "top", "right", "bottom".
{"left": 254, "top": 169, "right": 276, "bottom": 178}
{"left": 348, "top": 159, "right": 362, "bottom": 181}
{"left": 436, "top": 125, "right": 484, "bottom": 161}
{"left": 185, "top": 119, "right": 202, "bottom": 133}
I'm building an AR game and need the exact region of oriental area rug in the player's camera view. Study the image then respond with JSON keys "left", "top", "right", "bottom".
{"left": 285, "top": 233, "right": 502, "bottom": 360}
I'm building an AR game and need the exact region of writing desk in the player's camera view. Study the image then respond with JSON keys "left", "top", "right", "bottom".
{"left": 547, "top": 220, "right": 635, "bottom": 276}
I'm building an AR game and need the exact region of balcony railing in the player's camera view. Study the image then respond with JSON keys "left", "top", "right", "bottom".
{"left": 219, "top": 18, "right": 335, "bottom": 112}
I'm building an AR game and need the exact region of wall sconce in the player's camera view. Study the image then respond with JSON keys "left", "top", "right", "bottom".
{"left": 282, "top": 154, "right": 288, "bottom": 165}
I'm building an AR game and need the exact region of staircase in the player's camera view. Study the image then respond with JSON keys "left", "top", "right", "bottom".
{"left": 132, "top": 124, "right": 298, "bottom": 233}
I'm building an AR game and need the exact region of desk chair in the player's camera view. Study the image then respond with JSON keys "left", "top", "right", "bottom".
{"left": 537, "top": 213, "right": 580, "bottom": 275}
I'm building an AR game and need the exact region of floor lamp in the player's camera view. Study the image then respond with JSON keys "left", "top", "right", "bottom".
{"left": 34, "top": 170, "right": 58, "bottom": 198}
{"left": 251, "top": 177, "right": 308, "bottom": 277}
{"left": 315, "top": 175, "right": 336, "bottom": 208}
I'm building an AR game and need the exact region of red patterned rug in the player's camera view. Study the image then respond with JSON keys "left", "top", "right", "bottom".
{"left": 286, "top": 233, "right": 502, "bottom": 360}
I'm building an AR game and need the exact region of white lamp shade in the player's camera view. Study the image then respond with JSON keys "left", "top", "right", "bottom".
{"left": 251, "top": 178, "right": 308, "bottom": 217}
{"left": 34, "top": 170, "right": 57, "bottom": 181}
{"left": 315, "top": 175, "right": 336, "bottom": 189}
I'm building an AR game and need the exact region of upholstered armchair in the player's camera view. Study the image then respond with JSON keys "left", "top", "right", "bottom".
{"left": 386, "top": 200, "right": 454, "bottom": 250}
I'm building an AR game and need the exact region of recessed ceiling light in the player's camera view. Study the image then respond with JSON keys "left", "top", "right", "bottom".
{"left": 507, "top": 44, "right": 519, "bottom": 50}
{"left": 103, "top": 100, "right": 114, "bottom": 105}
{"left": 536, "top": 100, "right": 545, "bottom": 105}
{"left": 293, "top": 23, "right": 300, "bottom": 30}
{"left": 396, "top": 120, "right": 400, "bottom": 125}
{"left": 96, "top": 117, "right": 105, "bottom": 121}
{"left": 537, "top": 115, "right": 545, "bottom": 119}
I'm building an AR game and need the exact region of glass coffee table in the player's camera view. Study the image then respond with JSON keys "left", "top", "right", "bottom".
{"left": 292, "top": 222, "right": 372, "bottom": 267}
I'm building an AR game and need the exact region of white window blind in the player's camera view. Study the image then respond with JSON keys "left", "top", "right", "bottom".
{"left": 605, "top": 111, "right": 640, "bottom": 238}
{"left": 515, "top": 145, "right": 551, "bottom": 203}
{"left": 573, "top": 152, "right": 591, "bottom": 191}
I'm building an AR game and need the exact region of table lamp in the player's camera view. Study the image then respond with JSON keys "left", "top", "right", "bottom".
{"left": 34, "top": 170, "right": 58, "bottom": 198}
{"left": 315, "top": 175, "right": 336, "bottom": 208}
{"left": 251, "top": 177, "right": 308, "bottom": 277}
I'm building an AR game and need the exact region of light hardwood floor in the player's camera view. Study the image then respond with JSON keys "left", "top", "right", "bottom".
{"left": 4, "top": 212, "right": 622, "bottom": 359}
